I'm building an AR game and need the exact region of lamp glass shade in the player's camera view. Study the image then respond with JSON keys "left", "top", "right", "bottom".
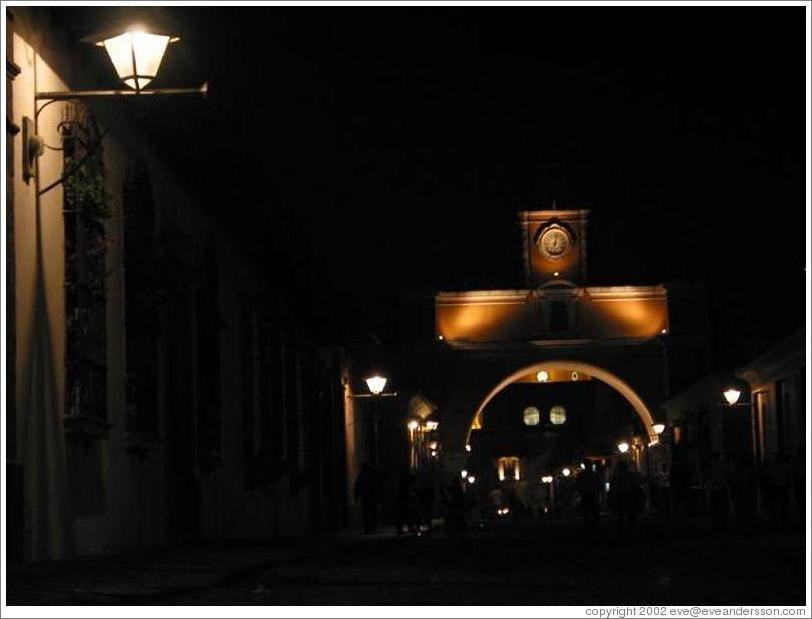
{"left": 652, "top": 423, "right": 666, "bottom": 435}
{"left": 102, "top": 29, "right": 170, "bottom": 90}
{"left": 617, "top": 441, "right": 630, "bottom": 454}
{"left": 723, "top": 388, "right": 741, "bottom": 406}
{"left": 365, "top": 375, "right": 387, "bottom": 395}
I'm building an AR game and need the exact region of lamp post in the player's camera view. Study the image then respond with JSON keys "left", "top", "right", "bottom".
{"left": 349, "top": 375, "right": 397, "bottom": 467}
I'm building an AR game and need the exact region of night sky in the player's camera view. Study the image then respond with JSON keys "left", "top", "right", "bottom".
{"left": 56, "top": 7, "right": 807, "bottom": 367}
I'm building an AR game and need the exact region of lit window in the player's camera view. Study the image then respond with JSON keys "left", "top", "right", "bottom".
{"left": 550, "top": 405, "right": 567, "bottom": 425}
{"left": 523, "top": 406, "right": 540, "bottom": 426}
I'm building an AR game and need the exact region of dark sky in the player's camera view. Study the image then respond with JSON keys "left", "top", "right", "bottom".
{"left": 56, "top": 7, "right": 808, "bottom": 365}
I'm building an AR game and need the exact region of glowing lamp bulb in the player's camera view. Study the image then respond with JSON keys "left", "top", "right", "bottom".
{"left": 580, "top": 463, "right": 586, "bottom": 470}
{"left": 652, "top": 423, "right": 666, "bottom": 435}
{"left": 407, "top": 420, "right": 419, "bottom": 431}
{"left": 461, "top": 470, "right": 468, "bottom": 478}
{"left": 96, "top": 27, "right": 177, "bottom": 91}
{"left": 467, "top": 476, "right": 476, "bottom": 484}
{"left": 365, "top": 375, "right": 387, "bottom": 395}
{"left": 541, "top": 475, "right": 553, "bottom": 483}
{"left": 723, "top": 389, "right": 741, "bottom": 406}
{"left": 617, "top": 441, "right": 630, "bottom": 454}
{"left": 562, "top": 468, "right": 571, "bottom": 477}
{"left": 465, "top": 444, "right": 471, "bottom": 452}
{"left": 536, "top": 370, "right": 549, "bottom": 383}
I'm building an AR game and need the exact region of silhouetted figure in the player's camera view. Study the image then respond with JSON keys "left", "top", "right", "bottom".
{"left": 757, "top": 457, "right": 773, "bottom": 521}
{"left": 653, "top": 463, "right": 672, "bottom": 519}
{"left": 766, "top": 454, "right": 791, "bottom": 532}
{"left": 706, "top": 451, "right": 730, "bottom": 533}
{"left": 791, "top": 446, "right": 805, "bottom": 527}
{"left": 576, "top": 465, "right": 601, "bottom": 536}
{"left": 354, "top": 463, "right": 381, "bottom": 535}
{"left": 670, "top": 443, "right": 692, "bottom": 521}
{"left": 610, "top": 461, "right": 639, "bottom": 537}
{"left": 417, "top": 476, "right": 436, "bottom": 532}
{"left": 395, "top": 470, "right": 419, "bottom": 535}
{"left": 445, "top": 477, "right": 469, "bottom": 540}
{"left": 729, "top": 453, "right": 757, "bottom": 532}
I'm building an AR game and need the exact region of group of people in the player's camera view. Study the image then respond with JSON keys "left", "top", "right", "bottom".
{"left": 574, "top": 460, "right": 645, "bottom": 537}
{"left": 706, "top": 447, "right": 805, "bottom": 533}
{"left": 357, "top": 445, "right": 805, "bottom": 538}
{"left": 575, "top": 446, "right": 807, "bottom": 536}
{"left": 354, "top": 463, "right": 470, "bottom": 538}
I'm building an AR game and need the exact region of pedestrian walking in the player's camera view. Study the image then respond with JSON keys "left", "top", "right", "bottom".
{"left": 609, "top": 460, "right": 639, "bottom": 537}
{"left": 355, "top": 463, "right": 382, "bottom": 535}
{"left": 444, "top": 477, "right": 469, "bottom": 540}
{"left": 706, "top": 451, "right": 730, "bottom": 533}
{"left": 576, "top": 464, "right": 601, "bottom": 536}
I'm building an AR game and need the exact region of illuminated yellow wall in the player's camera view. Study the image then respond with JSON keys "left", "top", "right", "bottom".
{"left": 11, "top": 29, "right": 72, "bottom": 561}
{"left": 436, "top": 286, "right": 669, "bottom": 343}
{"left": 436, "top": 291, "right": 531, "bottom": 342}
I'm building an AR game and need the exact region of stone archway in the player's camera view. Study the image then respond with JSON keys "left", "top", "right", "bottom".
{"left": 466, "top": 359, "right": 660, "bottom": 446}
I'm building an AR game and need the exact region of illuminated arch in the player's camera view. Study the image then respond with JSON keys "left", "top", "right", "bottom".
{"left": 466, "top": 360, "right": 659, "bottom": 446}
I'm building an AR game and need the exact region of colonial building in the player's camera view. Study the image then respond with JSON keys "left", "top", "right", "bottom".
{"left": 662, "top": 328, "right": 806, "bottom": 477}
{"left": 432, "top": 209, "right": 711, "bottom": 493}
{"left": 5, "top": 8, "right": 352, "bottom": 562}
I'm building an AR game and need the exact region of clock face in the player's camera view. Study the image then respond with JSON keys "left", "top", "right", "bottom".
{"left": 538, "top": 226, "right": 571, "bottom": 260}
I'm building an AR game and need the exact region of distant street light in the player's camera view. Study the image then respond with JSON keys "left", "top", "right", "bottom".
{"left": 467, "top": 475, "right": 476, "bottom": 484}
{"left": 617, "top": 441, "right": 630, "bottom": 454}
{"left": 461, "top": 470, "right": 468, "bottom": 478}
{"left": 652, "top": 423, "right": 666, "bottom": 435}
{"left": 723, "top": 388, "right": 741, "bottom": 406}
{"left": 407, "top": 420, "right": 419, "bottom": 431}
{"left": 562, "top": 467, "right": 571, "bottom": 477}
{"left": 536, "top": 370, "right": 549, "bottom": 383}
{"left": 541, "top": 475, "right": 553, "bottom": 483}
{"left": 365, "top": 375, "right": 387, "bottom": 396}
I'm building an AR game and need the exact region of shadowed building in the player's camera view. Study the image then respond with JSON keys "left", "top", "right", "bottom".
{"left": 5, "top": 8, "right": 354, "bottom": 562}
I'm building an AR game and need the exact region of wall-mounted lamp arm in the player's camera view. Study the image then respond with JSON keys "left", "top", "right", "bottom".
{"left": 35, "top": 82, "right": 208, "bottom": 102}
{"left": 350, "top": 392, "right": 399, "bottom": 399}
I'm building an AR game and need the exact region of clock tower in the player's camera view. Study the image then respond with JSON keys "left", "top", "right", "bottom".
{"left": 518, "top": 209, "right": 589, "bottom": 287}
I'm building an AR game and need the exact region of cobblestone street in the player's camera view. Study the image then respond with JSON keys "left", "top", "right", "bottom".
{"left": 8, "top": 519, "right": 806, "bottom": 606}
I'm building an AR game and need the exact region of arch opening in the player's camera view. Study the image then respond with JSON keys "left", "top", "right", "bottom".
{"left": 466, "top": 360, "right": 659, "bottom": 446}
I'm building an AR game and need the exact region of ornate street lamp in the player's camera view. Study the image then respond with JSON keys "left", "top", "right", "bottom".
{"left": 92, "top": 26, "right": 180, "bottom": 92}
{"left": 25, "top": 22, "right": 206, "bottom": 187}
{"left": 365, "top": 375, "right": 387, "bottom": 396}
